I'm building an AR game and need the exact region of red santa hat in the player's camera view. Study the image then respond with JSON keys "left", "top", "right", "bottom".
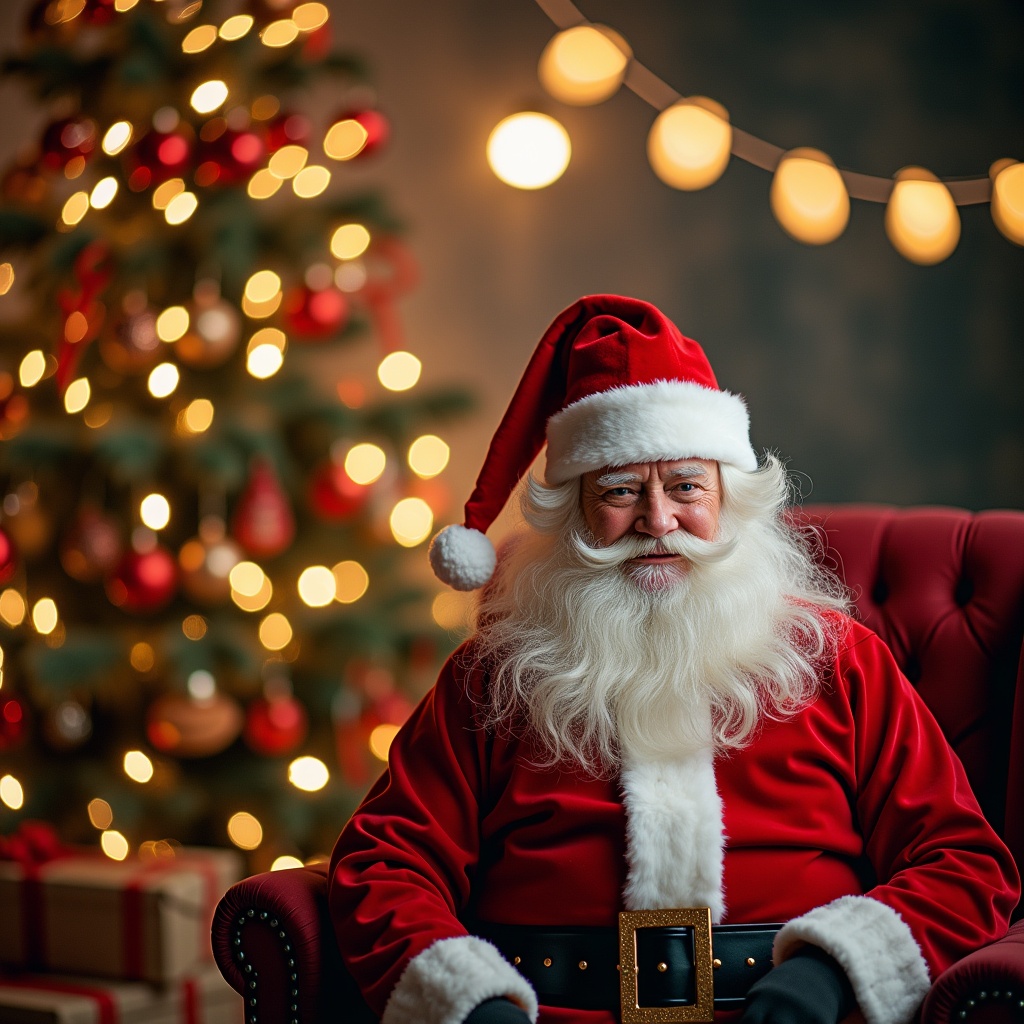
{"left": 429, "top": 294, "right": 757, "bottom": 590}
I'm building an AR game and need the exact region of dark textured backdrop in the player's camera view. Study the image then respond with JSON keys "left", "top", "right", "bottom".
{"left": 2, "top": 0, "right": 1022, "bottom": 519}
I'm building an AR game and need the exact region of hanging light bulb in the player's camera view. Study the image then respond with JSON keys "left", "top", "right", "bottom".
{"left": 538, "top": 24, "right": 632, "bottom": 106}
{"left": 885, "top": 167, "right": 960, "bottom": 265}
{"left": 647, "top": 97, "right": 732, "bottom": 191}
{"left": 990, "top": 159, "right": 1024, "bottom": 246}
{"left": 770, "top": 148, "right": 850, "bottom": 245}
{"left": 487, "top": 113, "right": 571, "bottom": 190}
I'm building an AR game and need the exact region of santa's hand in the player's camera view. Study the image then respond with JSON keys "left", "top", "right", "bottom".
{"left": 462, "top": 997, "right": 532, "bottom": 1024}
{"left": 739, "top": 945, "right": 856, "bottom": 1024}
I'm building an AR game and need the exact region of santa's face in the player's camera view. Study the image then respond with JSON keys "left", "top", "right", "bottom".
{"left": 579, "top": 459, "right": 721, "bottom": 589}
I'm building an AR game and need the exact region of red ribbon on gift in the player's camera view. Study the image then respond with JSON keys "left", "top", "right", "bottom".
{"left": 0, "top": 821, "right": 75, "bottom": 969}
{"left": 357, "top": 235, "right": 419, "bottom": 353}
{"left": 0, "top": 977, "right": 118, "bottom": 1024}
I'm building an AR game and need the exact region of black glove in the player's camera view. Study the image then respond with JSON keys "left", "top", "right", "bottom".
{"left": 739, "top": 945, "right": 856, "bottom": 1024}
{"left": 462, "top": 996, "right": 532, "bottom": 1024}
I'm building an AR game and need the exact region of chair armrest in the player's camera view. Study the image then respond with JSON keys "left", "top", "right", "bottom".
{"left": 211, "top": 863, "right": 373, "bottom": 1024}
{"left": 921, "top": 919, "right": 1024, "bottom": 1023}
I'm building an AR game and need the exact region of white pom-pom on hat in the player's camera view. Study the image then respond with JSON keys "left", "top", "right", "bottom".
{"left": 428, "top": 524, "right": 497, "bottom": 592}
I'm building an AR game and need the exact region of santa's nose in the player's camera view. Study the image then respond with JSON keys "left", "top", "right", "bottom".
{"left": 635, "top": 492, "right": 677, "bottom": 538}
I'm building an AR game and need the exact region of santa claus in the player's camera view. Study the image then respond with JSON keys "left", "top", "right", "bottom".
{"left": 329, "top": 295, "right": 1019, "bottom": 1024}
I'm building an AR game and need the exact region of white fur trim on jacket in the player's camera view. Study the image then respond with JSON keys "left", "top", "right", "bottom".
{"left": 619, "top": 748, "right": 727, "bottom": 922}
{"left": 381, "top": 934, "right": 538, "bottom": 1024}
{"left": 544, "top": 379, "right": 757, "bottom": 484}
{"left": 773, "top": 894, "right": 931, "bottom": 1024}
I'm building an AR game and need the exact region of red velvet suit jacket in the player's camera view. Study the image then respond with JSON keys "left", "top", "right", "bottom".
{"left": 329, "top": 616, "right": 1019, "bottom": 1024}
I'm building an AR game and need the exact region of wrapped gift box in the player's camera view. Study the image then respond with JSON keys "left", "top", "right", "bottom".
{"left": 0, "top": 964, "right": 240, "bottom": 1024}
{"left": 0, "top": 847, "right": 241, "bottom": 984}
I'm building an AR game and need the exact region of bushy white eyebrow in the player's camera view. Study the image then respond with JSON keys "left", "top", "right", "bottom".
{"left": 595, "top": 463, "right": 709, "bottom": 487}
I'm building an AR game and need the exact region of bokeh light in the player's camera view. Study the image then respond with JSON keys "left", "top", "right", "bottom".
{"left": 770, "top": 148, "right": 849, "bottom": 245}
{"left": 377, "top": 351, "right": 421, "bottom": 391}
{"left": 487, "top": 112, "right": 571, "bottom": 189}
{"left": 538, "top": 24, "right": 631, "bottom": 105}
{"left": 647, "top": 98, "right": 732, "bottom": 191}
{"left": 288, "top": 756, "right": 329, "bottom": 792}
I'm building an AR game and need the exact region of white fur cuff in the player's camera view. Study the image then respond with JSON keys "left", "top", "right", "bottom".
{"left": 773, "top": 895, "right": 930, "bottom": 1024}
{"left": 381, "top": 935, "right": 538, "bottom": 1024}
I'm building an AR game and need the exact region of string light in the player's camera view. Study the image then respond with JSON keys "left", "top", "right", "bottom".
{"left": 293, "top": 166, "right": 330, "bottom": 198}
{"left": 248, "top": 168, "right": 283, "bottom": 200}
{"left": 487, "top": 112, "right": 571, "bottom": 189}
{"left": 389, "top": 497, "right": 433, "bottom": 547}
{"left": 377, "top": 351, "right": 421, "bottom": 391}
{"left": 261, "top": 20, "right": 299, "bottom": 48}
{"left": 247, "top": 340, "right": 285, "bottom": 378}
{"left": 187, "top": 669, "right": 216, "bottom": 700}
{"left": 153, "top": 178, "right": 186, "bottom": 210}
{"left": 190, "top": 80, "right": 228, "bottom": 115}
{"left": 227, "top": 811, "right": 263, "bottom": 850}
{"left": 19, "top": 350, "right": 47, "bottom": 388}
{"left": 60, "top": 191, "right": 90, "bottom": 227}
{"left": 182, "top": 24, "right": 217, "bottom": 53}
{"left": 0, "top": 775, "right": 23, "bottom": 811}
{"left": 165, "top": 191, "right": 198, "bottom": 225}
{"left": 88, "top": 798, "right": 114, "bottom": 829}
{"left": 324, "top": 119, "right": 370, "bottom": 161}
{"left": 64, "top": 378, "right": 91, "bottom": 414}
{"left": 181, "top": 398, "right": 215, "bottom": 433}
{"left": 885, "top": 168, "right": 960, "bottom": 265}
{"left": 288, "top": 756, "right": 329, "bottom": 792}
{"left": 292, "top": 3, "right": 329, "bottom": 31}
{"left": 332, "top": 560, "right": 369, "bottom": 604}
{"left": 269, "top": 145, "right": 308, "bottom": 179}
{"left": 538, "top": 24, "right": 631, "bottom": 105}
{"left": 101, "top": 121, "right": 133, "bottom": 155}
{"left": 408, "top": 435, "right": 450, "bottom": 478}
{"left": 648, "top": 98, "right": 732, "bottom": 191}
{"left": 100, "top": 830, "right": 130, "bottom": 861}
{"left": 532, "top": 0, "right": 1018, "bottom": 257}
{"left": 330, "top": 223, "right": 371, "bottom": 260}
{"left": 991, "top": 160, "right": 1024, "bottom": 246}
{"left": 271, "top": 855, "right": 304, "bottom": 870}
{"left": 220, "top": 15, "right": 253, "bottom": 40}
{"left": 130, "top": 641, "right": 156, "bottom": 673}
{"left": 156, "top": 306, "right": 189, "bottom": 342}
{"left": 230, "top": 562, "right": 273, "bottom": 611}
{"left": 124, "top": 749, "right": 154, "bottom": 783}
{"left": 770, "top": 148, "right": 850, "bottom": 245}
{"left": 259, "top": 612, "right": 293, "bottom": 651}
{"left": 0, "top": 263, "right": 12, "bottom": 296}
{"left": 0, "top": 591, "right": 26, "bottom": 628}
{"left": 140, "top": 493, "right": 171, "bottom": 530}
{"left": 297, "top": 566, "right": 336, "bottom": 607}
{"left": 32, "top": 598, "right": 59, "bottom": 635}
{"left": 89, "top": 176, "right": 118, "bottom": 209}
{"left": 369, "top": 723, "right": 400, "bottom": 762}
{"left": 344, "top": 443, "right": 387, "bottom": 485}
{"left": 147, "top": 362, "right": 180, "bottom": 398}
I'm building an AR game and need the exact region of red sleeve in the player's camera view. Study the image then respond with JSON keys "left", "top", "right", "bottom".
{"left": 327, "top": 644, "right": 492, "bottom": 1016}
{"left": 842, "top": 620, "right": 1019, "bottom": 975}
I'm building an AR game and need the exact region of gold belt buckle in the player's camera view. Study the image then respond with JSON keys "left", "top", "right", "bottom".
{"left": 618, "top": 907, "right": 714, "bottom": 1023}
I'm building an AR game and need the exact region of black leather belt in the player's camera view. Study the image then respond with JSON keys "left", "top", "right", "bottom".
{"left": 478, "top": 909, "right": 782, "bottom": 1022}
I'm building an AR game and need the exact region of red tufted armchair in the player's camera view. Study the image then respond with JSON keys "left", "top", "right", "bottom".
{"left": 212, "top": 505, "right": 1024, "bottom": 1024}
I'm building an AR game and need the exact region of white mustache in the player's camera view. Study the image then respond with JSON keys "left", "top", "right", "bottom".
{"left": 569, "top": 526, "right": 740, "bottom": 569}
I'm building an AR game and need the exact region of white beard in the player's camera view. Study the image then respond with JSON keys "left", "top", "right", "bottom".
{"left": 473, "top": 475, "right": 844, "bottom": 775}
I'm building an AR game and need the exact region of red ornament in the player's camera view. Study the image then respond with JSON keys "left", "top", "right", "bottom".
{"left": 282, "top": 284, "right": 348, "bottom": 340}
{"left": 327, "top": 108, "right": 389, "bottom": 159}
{"left": 0, "top": 526, "right": 17, "bottom": 585}
{"left": 41, "top": 117, "right": 97, "bottom": 172}
{"left": 124, "top": 128, "right": 194, "bottom": 190}
{"left": 264, "top": 111, "right": 311, "bottom": 153}
{"left": 147, "top": 691, "right": 243, "bottom": 758}
{"left": 60, "top": 504, "right": 122, "bottom": 583}
{"left": 243, "top": 694, "right": 308, "bottom": 756}
{"left": 307, "top": 461, "right": 369, "bottom": 521}
{"left": 0, "top": 696, "right": 28, "bottom": 752}
{"left": 195, "top": 127, "right": 264, "bottom": 187}
{"left": 106, "top": 546, "right": 178, "bottom": 613}
{"left": 82, "top": 0, "right": 118, "bottom": 25}
{"left": 231, "top": 459, "right": 296, "bottom": 558}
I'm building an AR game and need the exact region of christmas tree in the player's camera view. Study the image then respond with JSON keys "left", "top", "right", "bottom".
{"left": 0, "top": 0, "right": 471, "bottom": 870}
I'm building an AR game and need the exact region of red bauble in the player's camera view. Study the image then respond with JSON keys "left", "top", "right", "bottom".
{"left": 0, "top": 696, "right": 28, "bottom": 752}
{"left": 327, "top": 108, "right": 389, "bottom": 159}
{"left": 264, "top": 111, "right": 311, "bottom": 153}
{"left": 60, "top": 504, "right": 122, "bottom": 583}
{"left": 82, "top": 0, "right": 118, "bottom": 24}
{"left": 195, "top": 127, "right": 264, "bottom": 187}
{"left": 106, "top": 546, "right": 178, "bottom": 613}
{"left": 231, "top": 459, "right": 296, "bottom": 558}
{"left": 124, "top": 128, "right": 194, "bottom": 190}
{"left": 40, "top": 116, "right": 97, "bottom": 172}
{"left": 282, "top": 284, "right": 348, "bottom": 340}
{"left": 243, "top": 694, "right": 308, "bottom": 756}
{"left": 307, "top": 461, "right": 369, "bottom": 521}
{"left": 0, "top": 526, "right": 18, "bottom": 586}
{"left": 147, "top": 691, "right": 243, "bottom": 758}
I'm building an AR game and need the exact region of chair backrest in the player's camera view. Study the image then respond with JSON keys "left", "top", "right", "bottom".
{"left": 796, "top": 504, "right": 1024, "bottom": 892}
